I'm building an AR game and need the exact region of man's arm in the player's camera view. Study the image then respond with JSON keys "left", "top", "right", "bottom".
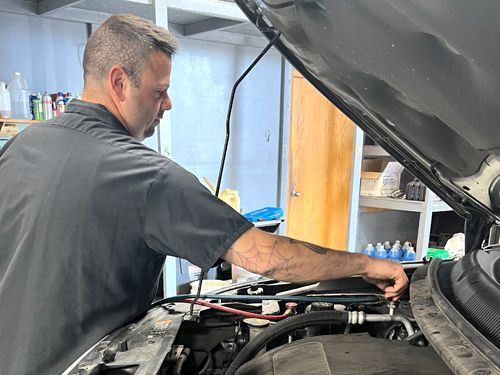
{"left": 222, "top": 227, "right": 408, "bottom": 300}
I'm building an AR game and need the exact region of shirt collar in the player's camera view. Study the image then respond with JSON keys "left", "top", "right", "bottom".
{"left": 64, "top": 99, "right": 130, "bottom": 135}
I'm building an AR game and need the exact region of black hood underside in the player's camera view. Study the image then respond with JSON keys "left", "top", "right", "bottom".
{"left": 235, "top": 0, "right": 500, "bottom": 224}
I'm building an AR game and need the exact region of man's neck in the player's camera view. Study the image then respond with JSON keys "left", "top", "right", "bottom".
{"left": 82, "top": 88, "right": 128, "bottom": 131}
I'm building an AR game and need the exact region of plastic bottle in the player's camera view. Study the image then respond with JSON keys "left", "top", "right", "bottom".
{"left": 64, "top": 92, "right": 73, "bottom": 105}
{"left": 0, "top": 82, "right": 12, "bottom": 118}
{"left": 32, "top": 93, "right": 43, "bottom": 121}
{"left": 42, "top": 92, "right": 53, "bottom": 120}
{"left": 55, "top": 92, "right": 65, "bottom": 115}
{"left": 404, "top": 246, "right": 416, "bottom": 261}
{"left": 374, "top": 243, "right": 388, "bottom": 259}
{"left": 7, "top": 72, "right": 31, "bottom": 119}
{"left": 388, "top": 245, "right": 402, "bottom": 261}
{"left": 383, "top": 241, "right": 391, "bottom": 252}
{"left": 401, "top": 241, "right": 410, "bottom": 259}
{"left": 394, "top": 240, "right": 401, "bottom": 249}
{"left": 362, "top": 243, "right": 375, "bottom": 257}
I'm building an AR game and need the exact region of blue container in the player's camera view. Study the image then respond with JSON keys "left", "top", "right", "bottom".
{"left": 362, "top": 243, "right": 375, "bottom": 257}
{"left": 388, "top": 245, "right": 402, "bottom": 261}
{"left": 244, "top": 207, "right": 283, "bottom": 222}
{"left": 374, "top": 244, "right": 388, "bottom": 259}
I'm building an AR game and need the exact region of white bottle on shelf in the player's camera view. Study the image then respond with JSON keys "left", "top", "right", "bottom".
{"left": 0, "top": 82, "right": 12, "bottom": 119}
{"left": 7, "top": 72, "right": 31, "bottom": 119}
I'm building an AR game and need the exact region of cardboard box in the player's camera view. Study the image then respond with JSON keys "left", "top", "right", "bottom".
{"left": 360, "top": 160, "right": 404, "bottom": 197}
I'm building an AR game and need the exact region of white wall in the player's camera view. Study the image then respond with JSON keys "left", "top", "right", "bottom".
{"left": 169, "top": 37, "right": 283, "bottom": 214}
{"left": 0, "top": 12, "right": 86, "bottom": 95}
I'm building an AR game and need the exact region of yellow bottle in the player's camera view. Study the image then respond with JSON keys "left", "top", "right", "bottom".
{"left": 203, "top": 177, "right": 241, "bottom": 212}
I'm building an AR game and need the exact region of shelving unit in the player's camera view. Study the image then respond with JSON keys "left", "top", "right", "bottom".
{"left": 359, "top": 196, "right": 451, "bottom": 213}
{"left": 359, "top": 190, "right": 453, "bottom": 259}
{"left": 348, "top": 131, "right": 459, "bottom": 260}
{"left": 0, "top": 118, "right": 39, "bottom": 144}
{"left": 362, "top": 145, "right": 392, "bottom": 159}
{"left": 0, "top": 118, "right": 39, "bottom": 125}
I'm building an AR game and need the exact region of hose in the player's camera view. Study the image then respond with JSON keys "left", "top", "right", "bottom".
{"left": 181, "top": 299, "right": 291, "bottom": 321}
{"left": 225, "top": 311, "right": 348, "bottom": 375}
{"left": 173, "top": 347, "right": 190, "bottom": 375}
{"left": 364, "top": 314, "right": 415, "bottom": 336}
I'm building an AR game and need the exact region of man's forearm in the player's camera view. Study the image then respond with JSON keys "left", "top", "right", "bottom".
{"left": 225, "top": 229, "right": 369, "bottom": 283}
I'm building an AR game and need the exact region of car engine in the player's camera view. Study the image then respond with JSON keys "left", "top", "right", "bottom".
{"left": 67, "top": 262, "right": 462, "bottom": 375}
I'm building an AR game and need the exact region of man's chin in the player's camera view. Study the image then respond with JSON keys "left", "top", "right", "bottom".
{"left": 144, "top": 128, "right": 156, "bottom": 139}
{"left": 144, "top": 122, "right": 158, "bottom": 139}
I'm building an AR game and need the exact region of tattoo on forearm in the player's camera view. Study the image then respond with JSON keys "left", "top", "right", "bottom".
{"left": 289, "top": 239, "right": 328, "bottom": 255}
{"left": 229, "top": 238, "right": 295, "bottom": 279}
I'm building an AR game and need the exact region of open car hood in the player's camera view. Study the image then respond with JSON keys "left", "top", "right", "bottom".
{"left": 235, "top": 0, "right": 500, "bottom": 225}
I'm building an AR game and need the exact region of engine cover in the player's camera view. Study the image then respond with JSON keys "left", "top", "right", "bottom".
{"left": 235, "top": 333, "right": 451, "bottom": 375}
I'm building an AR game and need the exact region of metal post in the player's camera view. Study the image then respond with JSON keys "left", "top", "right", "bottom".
{"left": 155, "top": 0, "right": 177, "bottom": 297}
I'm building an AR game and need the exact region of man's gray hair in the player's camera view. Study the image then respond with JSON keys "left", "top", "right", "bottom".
{"left": 83, "top": 14, "right": 178, "bottom": 87}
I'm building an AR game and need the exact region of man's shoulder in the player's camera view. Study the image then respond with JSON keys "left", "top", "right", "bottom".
{"left": 32, "top": 112, "right": 172, "bottom": 169}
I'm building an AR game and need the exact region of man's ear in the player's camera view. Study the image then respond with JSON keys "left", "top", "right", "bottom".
{"left": 108, "top": 65, "right": 128, "bottom": 101}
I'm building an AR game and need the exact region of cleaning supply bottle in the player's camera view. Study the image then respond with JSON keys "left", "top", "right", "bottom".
{"left": 401, "top": 241, "right": 411, "bottom": 259}
{"left": 394, "top": 240, "right": 402, "bottom": 251}
{"left": 388, "top": 245, "right": 402, "bottom": 261}
{"left": 362, "top": 243, "right": 375, "bottom": 257}
{"left": 42, "top": 92, "right": 53, "bottom": 120}
{"left": 404, "top": 246, "right": 416, "bottom": 261}
{"left": 375, "top": 243, "right": 388, "bottom": 259}
{"left": 7, "top": 72, "right": 31, "bottom": 119}
{"left": 55, "top": 91, "right": 65, "bottom": 115}
{"left": 0, "top": 82, "right": 11, "bottom": 118}
{"left": 383, "top": 241, "right": 391, "bottom": 252}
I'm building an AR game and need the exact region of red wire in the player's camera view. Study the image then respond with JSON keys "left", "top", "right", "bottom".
{"left": 180, "top": 299, "right": 290, "bottom": 321}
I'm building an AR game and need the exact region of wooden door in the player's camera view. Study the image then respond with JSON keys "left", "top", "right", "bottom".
{"left": 286, "top": 71, "right": 356, "bottom": 250}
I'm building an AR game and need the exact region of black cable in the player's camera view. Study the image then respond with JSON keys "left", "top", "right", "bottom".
{"left": 190, "top": 31, "right": 282, "bottom": 317}
{"left": 215, "top": 31, "right": 282, "bottom": 196}
{"left": 192, "top": 349, "right": 213, "bottom": 375}
{"left": 190, "top": 271, "right": 204, "bottom": 316}
{"left": 229, "top": 320, "right": 242, "bottom": 363}
{"left": 153, "top": 293, "right": 383, "bottom": 308}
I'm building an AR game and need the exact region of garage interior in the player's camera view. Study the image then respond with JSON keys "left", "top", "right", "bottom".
{"left": 0, "top": 1, "right": 498, "bottom": 375}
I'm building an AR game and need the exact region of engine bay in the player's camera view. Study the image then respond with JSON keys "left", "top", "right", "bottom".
{"left": 67, "top": 262, "right": 465, "bottom": 375}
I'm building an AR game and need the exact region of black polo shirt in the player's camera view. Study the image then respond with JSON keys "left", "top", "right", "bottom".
{"left": 0, "top": 100, "right": 253, "bottom": 374}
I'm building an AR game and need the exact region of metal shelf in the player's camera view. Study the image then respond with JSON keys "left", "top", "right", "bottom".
{"left": 359, "top": 196, "right": 452, "bottom": 213}
{"left": 254, "top": 219, "right": 284, "bottom": 228}
{"left": 0, "top": 118, "right": 39, "bottom": 125}
{"left": 362, "top": 145, "right": 393, "bottom": 159}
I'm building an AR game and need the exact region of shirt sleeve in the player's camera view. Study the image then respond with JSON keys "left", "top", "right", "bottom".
{"left": 143, "top": 161, "right": 254, "bottom": 271}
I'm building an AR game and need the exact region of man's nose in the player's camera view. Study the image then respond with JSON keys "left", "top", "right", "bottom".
{"left": 161, "top": 96, "right": 172, "bottom": 111}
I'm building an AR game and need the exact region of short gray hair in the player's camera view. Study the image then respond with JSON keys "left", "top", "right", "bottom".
{"left": 83, "top": 14, "right": 178, "bottom": 87}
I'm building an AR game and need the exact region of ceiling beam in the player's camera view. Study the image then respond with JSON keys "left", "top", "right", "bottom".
{"left": 0, "top": 0, "right": 37, "bottom": 15}
{"left": 184, "top": 18, "right": 243, "bottom": 36}
{"left": 180, "top": 29, "right": 270, "bottom": 49}
{"left": 72, "top": 0, "right": 155, "bottom": 20}
{"left": 168, "top": 22, "right": 185, "bottom": 36}
{"left": 167, "top": 0, "right": 246, "bottom": 22}
{"left": 37, "top": 0, "right": 85, "bottom": 15}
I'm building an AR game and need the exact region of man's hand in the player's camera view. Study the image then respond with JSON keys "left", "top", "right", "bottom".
{"left": 362, "top": 258, "right": 409, "bottom": 300}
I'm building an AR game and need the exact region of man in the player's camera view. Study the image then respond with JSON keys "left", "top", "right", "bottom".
{"left": 0, "top": 14, "right": 407, "bottom": 374}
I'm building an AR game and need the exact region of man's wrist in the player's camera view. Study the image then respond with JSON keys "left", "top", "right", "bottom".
{"left": 352, "top": 252, "right": 372, "bottom": 276}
